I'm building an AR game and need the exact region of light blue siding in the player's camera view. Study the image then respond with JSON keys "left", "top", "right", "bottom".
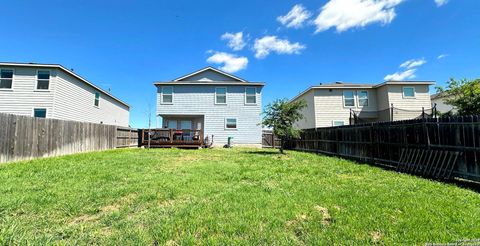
{"left": 156, "top": 85, "right": 263, "bottom": 145}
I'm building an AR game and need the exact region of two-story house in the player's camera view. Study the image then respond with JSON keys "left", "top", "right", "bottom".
{"left": 0, "top": 62, "right": 130, "bottom": 127}
{"left": 292, "top": 81, "right": 434, "bottom": 129}
{"left": 155, "top": 67, "right": 264, "bottom": 147}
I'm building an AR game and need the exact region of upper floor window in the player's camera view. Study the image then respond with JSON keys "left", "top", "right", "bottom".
{"left": 215, "top": 87, "right": 227, "bottom": 104}
{"left": 36, "top": 70, "right": 50, "bottom": 90}
{"left": 162, "top": 86, "right": 173, "bottom": 104}
{"left": 94, "top": 92, "right": 100, "bottom": 107}
{"left": 0, "top": 69, "right": 13, "bottom": 89}
{"left": 343, "top": 91, "right": 355, "bottom": 107}
{"left": 358, "top": 90, "right": 369, "bottom": 106}
{"left": 403, "top": 87, "right": 415, "bottom": 98}
{"left": 33, "top": 108, "right": 47, "bottom": 118}
{"left": 245, "top": 87, "right": 256, "bottom": 104}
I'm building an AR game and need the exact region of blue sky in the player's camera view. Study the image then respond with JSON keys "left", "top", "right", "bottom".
{"left": 1, "top": 0, "right": 479, "bottom": 127}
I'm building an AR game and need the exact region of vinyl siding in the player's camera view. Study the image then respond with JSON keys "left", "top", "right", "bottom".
{"left": 293, "top": 90, "right": 316, "bottom": 129}
{"left": 156, "top": 85, "right": 262, "bottom": 145}
{"left": 387, "top": 85, "right": 432, "bottom": 120}
{"left": 0, "top": 66, "right": 56, "bottom": 117}
{"left": 376, "top": 86, "right": 391, "bottom": 121}
{"left": 313, "top": 88, "right": 379, "bottom": 128}
{"left": 53, "top": 70, "right": 129, "bottom": 127}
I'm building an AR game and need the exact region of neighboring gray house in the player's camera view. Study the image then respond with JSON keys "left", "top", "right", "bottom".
{"left": 155, "top": 67, "right": 264, "bottom": 147}
{"left": 292, "top": 81, "right": 435, "bottom": 129}
{"left": 0, "top": 62, "right": 130, "bottom": 127}
{"left": 431, "top": 92, "right": 456, "bottom": 114}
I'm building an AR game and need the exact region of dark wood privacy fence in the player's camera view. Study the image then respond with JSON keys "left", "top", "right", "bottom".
{"left": 0, "top": 113, "right": 138, "bottom": 163}
{"left": 286, "top": 116, "right": 480, "bottom": 183}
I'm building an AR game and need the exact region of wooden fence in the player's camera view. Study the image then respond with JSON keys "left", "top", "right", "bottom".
{"left": 262, "top": 130, "right": 281, "bottom": 148}
{"left": 116, "top": 127, "right": 140, "bottom": 148}
{"left": 0, "top": 113, "right": 138, "bottom": 163}
{"left": 286, "top": 116, "right": 480, "bottom": 183}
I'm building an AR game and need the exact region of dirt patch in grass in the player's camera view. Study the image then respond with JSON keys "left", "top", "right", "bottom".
{"left": 314, "top": 205, "right": 332, "bottom": 226}
{"left": 370, "top": 231, "right": 383, "bottom": 243}
{"left": 70, "top": 194, "right": 137, "bottom": 225}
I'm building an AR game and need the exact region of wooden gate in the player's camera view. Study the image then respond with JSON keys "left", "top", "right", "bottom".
{"left": 262, "top": 130, "right": 280, "bottom": 148}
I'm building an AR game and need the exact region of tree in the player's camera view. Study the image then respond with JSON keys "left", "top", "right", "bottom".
{"left": 262, "top": 99, "right": 307, "bottom": 154}
{"left": 436, "top": 78, "right": 480, "bottom": 116}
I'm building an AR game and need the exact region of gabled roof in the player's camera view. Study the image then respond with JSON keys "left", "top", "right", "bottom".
{"left": 154, "top": 66, "right": 265, "bottom": 86}
{"left": 0, "top": 62, "right": 129, "bottom": 108}
{"left": 174, "top": 66, "right": 247, "bottom": 82}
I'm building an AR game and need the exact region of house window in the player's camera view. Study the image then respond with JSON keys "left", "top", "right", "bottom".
{"left": 245, "top": 87, "right": 256, "bottom": 104}
{"left": 162, "top": 86, "right": 173, "bottom": 104}
{"left": 332, "top": 120, "right": 344, "bottom": 126}
{"left": 358, "top": 90, "right": 369, "bottom": 106}
{"left": 215, "top": 87, "right": 227, "bottom": 104}
{"left": 225, "top": 118, "right": 237, "bottom": 129}
{"left": 180, "top": 120, "right": 192, "bottom": 130}
{"left": 36, "top": 70, "right": 50, "bottom": 90}
{"left": 0, "top": 69, "right": 13, "bottom": 89}
{"left": 94, "top": 92, "right": 100, "bottom": 107}
{"left": 33, "top": 108, "right": 47, "bottom": 118}
{"left": 167, "top": 120, "right": 177, "bottom": 129}
{"left": 403, "top": 87, "right": 415, "bottom": 98}
{"left": 343, "top": 91, "right": 355, "bottom": 107}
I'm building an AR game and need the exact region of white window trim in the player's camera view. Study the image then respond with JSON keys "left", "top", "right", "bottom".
{"left": 332, "top": 120, "right": 345, "bottom": 126}
{"left": 224, "top": 118, "right": 237, "bottom": 130}
{"left": 245, "top": 87, "right": 257, "bottom": 105}
{"left": 0, "top": 68, "right": 14, "bottom": 91}
{"left": 32, "top": 108, "right": 47, "bottom": 118}
{"left": 34, "top": 69, "right": 52, "bottom": 92}
{"left": 357, "top": 90, "right": 369, "bottom": 107}
{"left": 402, "top": 86, "right": 416, "bottom": 99}
{"left": 343, "top": 90, "right": 356, "bottom": 107}
{"left": 215, "top": 87, "right": 227, "bottom": 105}
{"left": 94, "top": 91, "right": 100, "bottom": 108}
{"left": 161, "top": 86, "right": 174, "bottom": 104}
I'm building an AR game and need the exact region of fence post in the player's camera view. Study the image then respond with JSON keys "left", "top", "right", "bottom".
{"left": 434, "top": 103, "right": 438, "bottom": 118}
{"left": 349, "top": 109, "right": 353, "bottom": 125}
{"left": 390, "top": 104, "right": 394, "bottom": 122}
{"left": 422, "top": 107, "right": 425, "bottom": 119}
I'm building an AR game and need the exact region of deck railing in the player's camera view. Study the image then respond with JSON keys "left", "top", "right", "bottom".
{"left": 141, "top": 129, "right": 203, "bottom": 147}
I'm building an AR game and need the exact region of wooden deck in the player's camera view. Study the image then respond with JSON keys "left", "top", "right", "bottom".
{"left": 141, "top": 129, "right": 204, "bottom": 148}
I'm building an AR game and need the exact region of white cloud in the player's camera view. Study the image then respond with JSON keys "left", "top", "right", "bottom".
{"left": 221, "top": 32, "right": 247, "bottom": 51}
{"left": 400, "top": 58, "right": 427, "bottom": 69}
{"left": 384, "top": 69, "right": 416, "bottom": 81}
{"left": 313, "top": 0, "right": 405, "bottom": 33}
{"left": 206, "top": 51, "right": 248, "bottom": 73}
{"left": 277, "top": 4, "right": 312, "bottom": 29}
{"left": 253, "top": 36, "right": 306, "bottom": 59}
{"left": 384, "top": 57, "right": 427, "bottom": 81}
{"left": 434, "top": 0, "right": 448, "bottom": 7}
{"left": 437, "top": 54, "right": 449, "bottom": 59}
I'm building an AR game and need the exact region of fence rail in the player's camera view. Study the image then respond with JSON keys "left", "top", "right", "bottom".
{"left": 286, "top": 116, "right": 480, "bottom": 183}
{"left": 0, "top": 113, "right": 137, "bottom": 163}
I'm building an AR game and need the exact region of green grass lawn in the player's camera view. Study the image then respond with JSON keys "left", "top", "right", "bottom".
{"left": 0, "top": 148, "right": 479, "bottom": 245}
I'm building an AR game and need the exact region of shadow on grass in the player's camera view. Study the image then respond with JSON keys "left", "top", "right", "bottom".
{"left": 244, "top": 150, "right": 283, "bottom": 155}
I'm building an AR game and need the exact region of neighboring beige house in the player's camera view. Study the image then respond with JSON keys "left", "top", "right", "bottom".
{"left": 0, "top": 62, "right": 130, "bottom": 127}
{"left": 431, "top": 92, "right": 456, "bottom": 114}
{"left": 292, "top": 81, "right": 435, "bottom": 129}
